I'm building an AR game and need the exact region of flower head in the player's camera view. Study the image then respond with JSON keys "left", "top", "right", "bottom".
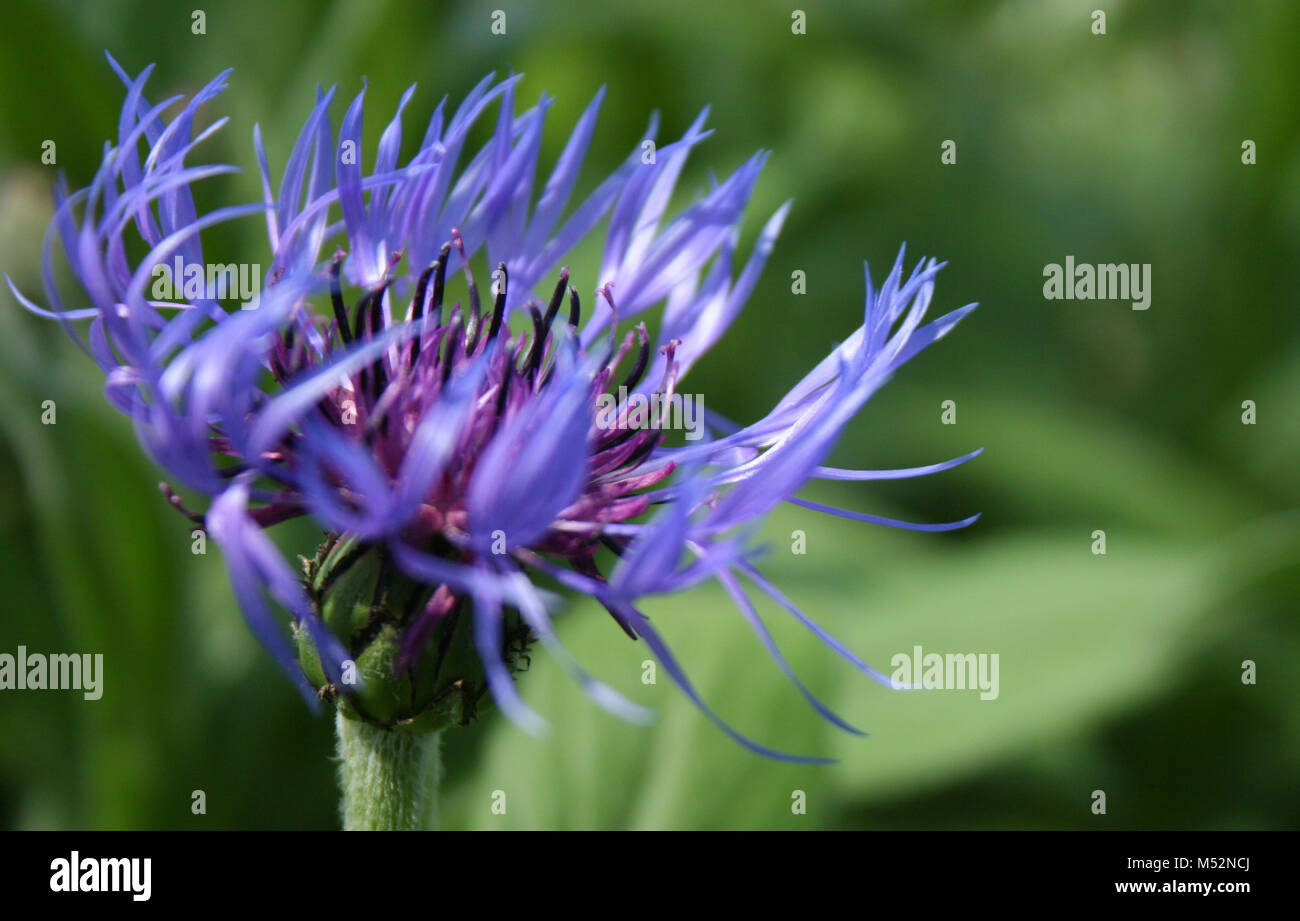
{"left": 9, "top": 55, "right": 980, "bottom": 761}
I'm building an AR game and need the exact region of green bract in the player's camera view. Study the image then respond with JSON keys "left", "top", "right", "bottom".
{"left": 296, "top": 535, "right": 533, "bottom": 733}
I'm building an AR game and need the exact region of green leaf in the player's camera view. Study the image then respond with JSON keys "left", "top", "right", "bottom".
{"left": 441, "top": 500, "right": 1249, "bottom": 829}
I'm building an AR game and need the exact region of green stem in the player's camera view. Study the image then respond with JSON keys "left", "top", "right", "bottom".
{"left": 335, "top": 710, "right": 442, "bottom": 830}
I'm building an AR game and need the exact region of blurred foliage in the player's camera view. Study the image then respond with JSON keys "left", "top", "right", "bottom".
{"left": 0, "top": 0, "right": 1297, "bottom": 829}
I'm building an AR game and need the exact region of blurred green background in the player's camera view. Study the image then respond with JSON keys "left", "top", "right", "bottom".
{"left": 1, "top": 0, "right": 1297, "bottom": 829}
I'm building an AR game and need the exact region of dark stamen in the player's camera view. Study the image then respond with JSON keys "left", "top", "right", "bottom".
{"left": 160, "top": 482, "right": 205, "bottom": 525}
{"left": 493, "top": 361, "right": 513, "bottom": 425}
{"left": 466, "top": 283, "right": 481, "bottom": 329}
{"left": 464, "top": 305, "right": 482, "bottom": 354}
{"left": 536, "top": 287, "right": 581, "bottom": 389}
{"left": 368, "top": 285, "right": 388, "bottom": 338}
{"left": 409, "top": 261, "right": 437, "bottom": 364}
{"left": 441, "top": 314, "right": 462, "bottom": 386}
{"left": 620, "top": 323, "right": 651, "bottom": 391}
{"left": 411, "top": 262, "right": 436, "bottom": 324}
{"left": 429, "top": 242, "right": 451, "bottom": 329}
{"left": 567, "top": 285, "right": 581, "bottom": 328}
{"left": 329, "top": 253, "right": 351, "bottom": 344}
{"left": 599, "top": 534, "right": 628, "bottom": 558}
{"left": 452, "top": 230, "right": 482, "bottom": 322}
{"left": 523, "top": 304, "right": 546, "bottom": 378}
{"left": 542, "top": 267, "right": 569, "bottom": 330}
{"left": 349, "top": 280, "right": 393, "bottom": 404}
{"left": 486, "top": 262, "right": 508, "bottom": 342}
{"left": 352, "top": 288, "right": 373, "bottom": 343}
{"left": 368, "top": 285, "right": 391, "bottom": 400}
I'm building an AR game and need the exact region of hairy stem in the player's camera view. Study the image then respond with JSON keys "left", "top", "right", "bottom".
{"left": 336, "top": 711, "right": 442, "bottom": 830}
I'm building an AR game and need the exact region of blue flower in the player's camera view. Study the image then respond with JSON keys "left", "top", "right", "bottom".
{"left": 9, "top": 55, "right": 980, "bottom": 762}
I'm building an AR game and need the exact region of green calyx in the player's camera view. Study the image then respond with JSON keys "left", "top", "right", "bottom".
{"left": 295, "top": 534, "right": 534, "bottom": 734}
